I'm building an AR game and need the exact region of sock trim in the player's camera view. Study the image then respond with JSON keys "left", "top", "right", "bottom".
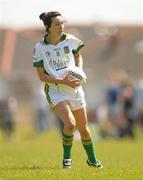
{"left": 82, "top": 139, "right": 92, "bottom": 145}
{"left": 62, "top": 132, "right": 73, "bottom": 139}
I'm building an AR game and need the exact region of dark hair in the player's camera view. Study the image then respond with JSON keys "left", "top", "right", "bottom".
{"left": 39, "top": 11, "right": 62, "bottom": 30}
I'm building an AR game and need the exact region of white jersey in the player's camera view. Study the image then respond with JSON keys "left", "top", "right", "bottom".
{"left": 33, "top": 33, "right": 85, "bottom": 97}
{"left": 33, "top": 33, "right": 84, "bottom": 78}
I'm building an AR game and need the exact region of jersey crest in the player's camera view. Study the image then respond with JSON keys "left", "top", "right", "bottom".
{"left": 64, "top": 46, "right": 70, "bottom": 54}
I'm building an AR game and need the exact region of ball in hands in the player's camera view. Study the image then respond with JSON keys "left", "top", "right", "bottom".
{"left": 68, "top": 66, "right": 87, "bottom": 85}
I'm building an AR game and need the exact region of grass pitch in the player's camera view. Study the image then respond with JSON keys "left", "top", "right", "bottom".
{"left": 0, "top": 129, "right": 143, "bottom": 180}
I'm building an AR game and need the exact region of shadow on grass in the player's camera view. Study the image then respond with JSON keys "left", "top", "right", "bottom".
{"left": 0, "top": 165, "right": 57, "bottom": 170}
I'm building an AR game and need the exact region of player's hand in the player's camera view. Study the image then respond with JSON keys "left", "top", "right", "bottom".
{"left": 62, "top": 71, "right": 81, "bottom": 88}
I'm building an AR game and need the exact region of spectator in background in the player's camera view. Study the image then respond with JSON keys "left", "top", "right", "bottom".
{"left": 134, "top": 74, "right": 143, "bottom": 128}
{"left": 118, "top": 79, "right": 135, "bottom": 139}
{"left": 0, "top": 96, "right": 16, "bottom": 140}
{"left": 106, "top": 69, "right": 124, "bottom": 137}
{"left": 35, "top": 85, "right": 49, "bottom": 132}
{"left": 35, "top": 85, "right": 64, "bottom": 133}
{"left": 105, "top": 69, "right": 136, "bottom": 138}
{"left": 96, "top": 104, "right": 112, "bottom": 139}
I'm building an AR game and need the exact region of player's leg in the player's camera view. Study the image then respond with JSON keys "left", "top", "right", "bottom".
{"left": 72, "top": 107, "right": 103, "bottom": 168}
{"left": 54, "top": 101, "right": 76, "bottom": 168}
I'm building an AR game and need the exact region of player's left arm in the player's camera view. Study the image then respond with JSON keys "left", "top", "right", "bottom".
{"left": 74, "top": 52, "right": 83, "bottom": 69}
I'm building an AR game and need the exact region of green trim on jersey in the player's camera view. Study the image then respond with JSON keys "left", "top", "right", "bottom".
{"left": 72, "top": 44, "right": 85, "bottom": 54}
{"left": 33, "top": 60, "right": 44, "bottom": 67}
{"left": 44, "top": 33, "right": 67, "bottom": 45}
{"left": 61, "top": 33, "right": 67, "bottom": 41}
{"left": 44, "top": 34, "right": 49, "bottom": 44}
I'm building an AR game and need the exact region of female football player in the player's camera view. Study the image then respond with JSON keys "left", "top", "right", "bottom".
{"left": 33, "top": 11, "right": 103, "bottom": 169}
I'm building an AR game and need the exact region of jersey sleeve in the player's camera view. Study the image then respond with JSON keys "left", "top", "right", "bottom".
{"left": 72, "top": 36, "right": 85, "bottom": 54}
{"left": 33, "top": 44, "right": 44, "bottom": 68}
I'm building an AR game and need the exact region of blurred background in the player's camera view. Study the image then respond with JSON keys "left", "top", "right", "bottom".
{"left": 0, "top": 0, "right": 143, "bottom": 141}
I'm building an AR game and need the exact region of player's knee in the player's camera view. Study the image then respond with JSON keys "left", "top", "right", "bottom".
{"left": 80, "top": 127, "right": 91, "bottom": 139}
{"left": 65, "top": 122, "right": 75, "bottom": 132}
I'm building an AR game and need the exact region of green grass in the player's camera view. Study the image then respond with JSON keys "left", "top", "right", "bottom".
{"left": 0, "top": 129, "right": 143, "bottom": 180}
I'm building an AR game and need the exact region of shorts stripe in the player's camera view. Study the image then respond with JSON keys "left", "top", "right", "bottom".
{"left": 44, "top": 83, "right": 55, "bottom": 108}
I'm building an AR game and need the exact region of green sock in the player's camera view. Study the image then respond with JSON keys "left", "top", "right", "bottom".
{"left": 62, "top": 132, "right": 73, "bottom": 159}
{"left": 82, "top": 139, "right": 97, "bottom": 163}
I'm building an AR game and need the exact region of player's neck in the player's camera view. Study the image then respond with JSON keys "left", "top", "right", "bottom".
{"left": 48, "top": 34, "right": 61, "bottom": 45}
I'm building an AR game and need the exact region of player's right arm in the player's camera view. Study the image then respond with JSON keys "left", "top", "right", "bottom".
{"left": 36, "top": 67, "right": 80, "bottom": 88}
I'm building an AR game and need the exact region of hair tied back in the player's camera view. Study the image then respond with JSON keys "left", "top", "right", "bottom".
{"left": 39, "top": 12, "right": 46, "bottom": 20}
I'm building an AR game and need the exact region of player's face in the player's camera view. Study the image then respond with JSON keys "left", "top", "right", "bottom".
{"left": 49, "top": 16, "right": 64, "bottom": 36}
